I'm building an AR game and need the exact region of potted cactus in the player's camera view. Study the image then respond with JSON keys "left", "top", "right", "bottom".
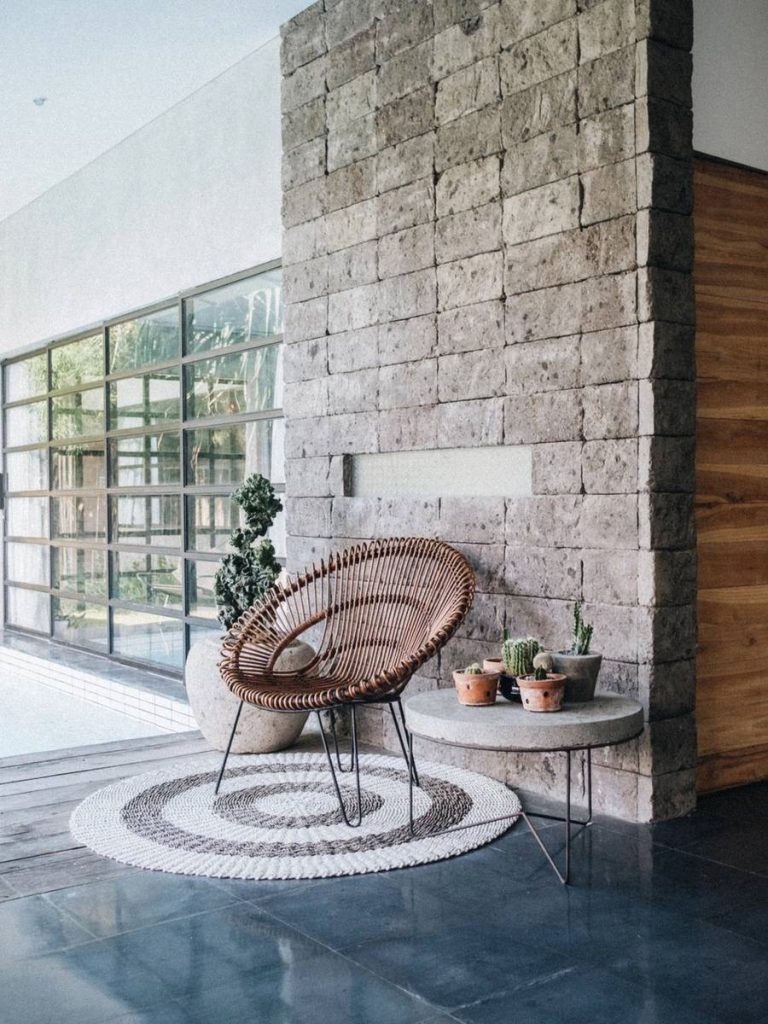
{"left": 551, "top": 602, "right": 602, "bottom": 703}
{"left": 453, "top": 663, "right": 499, "bottom": 706}
{"left": 497, "top": 631, "right": 540, "bottom": 702}
{"left": 518, "top": 663, "right": 567, "bottom": 713}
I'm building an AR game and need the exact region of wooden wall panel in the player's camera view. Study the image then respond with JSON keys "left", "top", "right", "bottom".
{"left": 695, "top": 158, "right": 768, "bottom": 792}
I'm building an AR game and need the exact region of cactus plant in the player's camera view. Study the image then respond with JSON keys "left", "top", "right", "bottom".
{"left": 533, "top": 665, "right": 548, "bottom": 681}
{"left": 463, "top": 663, "right": 483, "bottom": 674}
{"left": 571, "top": 601, "right": 594, "bottom": 656}
{"left": 502, "top": 632, "right": 541, "bottom": 677}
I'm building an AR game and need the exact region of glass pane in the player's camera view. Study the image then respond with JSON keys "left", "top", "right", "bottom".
{"left": 52, "top": 547, "right": 107, "bottom": 597}
{"left": 51, "top": 335, "right": 103, "bottom": 389}
{"left": 188, "top": 622, "right": 221, "bottom": 648}
{"left": 188, "top": 559, "right": 218, "bottom": 619}
{"left": 112, "top": 609, "right": 184, "bottom": 669}
{"left": 6, "top": 497, "right": 48, "bottom": 537}
{"left": 5, "top": 354, "right": 47, "bottom": 402}
{"left": 5, "top": 449, "right": 48, "bottom": 492}
{"left": 112, "top": 494, "right": 182, "bottom": 548}
{"left": 6, "top": 401, "right": 47, "bottom": 446}
{"left": 109, "top": 370, "right": 180, "bottom": 430}
{"left": 186, "top": 495, "right": 240, "bottom": 553}
{"left": 6, "top": 587, "right": 50, "bottom": 632}
{"left": 113, "top": 552, "right": 182, "bottom": 609}
{"left": 185, "top": 344, "right": 282, "bottom": 420}
{"left": 110, "top": 431, "right": 180, "bottom": 487}
{"left": 52, "top": 387, "right": 104, "bottom": 439}
{"left": 187, "top": 418, "right": 284, "bottom": 486}
{"left": 6, "top": 543, "right": 49, "bottom": 586}
{"left": 52, "top": 441, "right": 106, "bottom": 489}
{"left": 109, "top": 307, "right": 179, "bottom": 372}
{"left": 186, "top": 269, "right": 282, "bottom": 354}
{"left": 53, "top": 598, "right": 108, "bottom": 648}
{"left": 52, "top": 494, "right": 106, "bottom": 541}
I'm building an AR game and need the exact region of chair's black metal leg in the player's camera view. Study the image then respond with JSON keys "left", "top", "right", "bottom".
{"left": 329, "top": 708, "right": 356, "bottom": 773}
{"left": 389, "top": 698, "right": 420, "bottom": 788}
{"left": 316, "top": 707, "right": 362, "bottom": 827}
{"left": 408, "top": 731, "right": 415, "bottom": 836}
{"left": 214, "top": 700, "right": 244, "bottom": 795}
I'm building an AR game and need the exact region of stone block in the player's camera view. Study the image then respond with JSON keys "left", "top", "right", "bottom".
{"left": 578, "top": 0, "right": 635, "bottom": 64}
{"left": 328, "top": 282, "right": 379, "bottom": 333}
{"left": 333, "top": 495, "right": 440, "bottom": 539}
{"left": 433, "top": 6, "right": 501, "bottom": 79}
{"left": 636, "top": 39, "right": 692, "bottom": 107}
{"left": 637, "top": 768, "right": 697, "bottom": 823}
{"left": 377, "top": 179, "right": 435, "bottom": 237}
{"left": 326, "top": 241, "right": 378, "bottom": 293}
{"left": 504, "top": 594, "right": 574, "bottom": 649}
{"left": 451, "top": 541, "right": 506, "bottom": 593}
{"left": 583, "top": 600, "right": 640, "bottom": 661}
{"left": 501, "top": 125, "right": 578, "bottom": 196}
{"left": 282, "top": 137, "right": 325, "bottom": 190}
{"left": 498, "top": 0, "right": 576, "bottom": 45}
{"left": 378, "top": 406, "right": 439, "bottom": 451}
{"left": 595, "top": 659, "right": 639, "bottom": 701}
{"left": 578, "top": 103, "right": 635, "bottom": 172}
{"left": 637, "top": 266, "right": 694, "bottom": 325}
{"left": 328, "top": 412, "right": 379, "bottom": 455}
{"left": 280, "top": 2, "right": 326, "bottom": 75}
{"left": 433, "top": 0, "right": 498, "bottom": 34}
{"left": 581, "top": 271, "right": 637, "bottom": 332}
{"left": 284, "top": 295, "right": 327, "bottom": 344}
{"left": 504, "top": 335, "right": 581, "bottom": 394}
{"left": 438, "top": 349, "right": 505, "bottom": 402}
{"left": 436, "top": 398, "right": 504, "bottom": 447}
{"left": 504, "top": 389, "right": 583, "bottom": 443}
{"left": 636, "top": 152, "right": 692, "bottom": 215}
{"left": 436, "top": 56, "right": 501, "bottom": 125}
{"left": 328, "top": 367, "right": 379, "bottom": 415}
{"left": 327, "top": 325, "right": 378, "bottom": 374}
{"left": 378, "top": 40, "right": 434, "bottom": 107}
{"left": 639, "top": 658, "right": 695, "bottom": 721}
{"left": 326, "top": 27, "right": 376, "bottom": 91}
{"left": 379, "top": 315, "right": 437, "bottom": 365}
{"left": 506, "top": 495, "right": 583, "bottom": 549}
{"left": 284, "top": 377, "right": 328, "bottom": 420}
{"left": 326, "top": 71, "right": 377, "bottom": 131}
{"left": 285, "top": 497, "right": 332, "bottom": 538}
{"left": 439, "top": 497, "right": 506, "bottom": 545}
{"left": 325, "top": 197, "right": 378, "bottom": 252}
{"left": 377, "top": 87, "right": 435, "bottom": 148}
{"left": 282, "top": 96, "right": 326, "bottom": 153}
{"left": 282, "top": 56, "right": 326, "bottom": 114}
{"left": 577, "top": 45, "right": 636, "bottom": 117}
{"left": 378, "top": 135, "right": 435, "bottom": 195}
{"left": 637, "top": 548, "right": 696, "bottom": 607}
{"left": 438, "top": 299, "right": 505, "bottom": 354}
{"left": 500, "top": 19, "right": 578, "bottom": 95}
{"left": 582, "top": 494, "right": 638, "bottom": 549}
{"left": 505, "top": 281, "right": 582, "bottom": 342}
{"left": 581, "top": 157, "right": 637, "bottom": 226}
{"left": 583, "top": 548, "right": 638, "bottom": 605}
{"left": 638, "top": 493, "right": 695, "bottom": 550}
{"left": 379, "top": 359, "right": 438, "bottom": 409}
{"left": 379, "top": 223, "right": 435, "bottom": 279}
{"left": 635, "top": 0, "right": 693, "bottom": 51}
{"left": 285, "top": 456, "right": 341, "bottom": 498}
{"left": 505, "top": 545, "right": 581, "bottom": 600}
{"left": 637, "top": 603, "right": 696, "bottom": 663}
{"left": 636, "top": 96, "right": 693, "bottom": 160}
{"left": 283, "top": 218, "right": 327, "bottom": 267}
{"left": 638, "top": 435, "right": 695, "bottom": 493}
{"left": 437, "top": 251, "right": 504, "bottom": 310}
{"left": 436, "top": 155, "right": 501, "bottom": 217}
{"left": 286, "top": 415, "right": 331, "bottom": 459}
{"left": 636, "top": 321, "right": 694, "bottom": 381}
{"left": 583, "top": 438, "right": 638, "bottom": 493}
{"left": 636, "top": 209, "right": 693, "bottom": 272}
{"left": 283, "top": 256, "right": 328, "bottom": 304}
{"left": 531, "top": 441, "right": 583, "bottom": 495}
{"left": 327, "top": 112, "right": 378, "bottom": 172}
{"left": 581, "top": 325, "right": 638, "bottom": 385}
{"left": 583, "top": 381, "right": 639, "bottom": 440}
{"left": 284, "top": 336, "right": 327, "bottom": 383}
{"left": 436, "top": 106, "right": 503, "bottom": 171}
{"left": 379, "top": 268, "right": 437, "bottom": 321}
{"left": 435, "top": 201, "right": 502, "bottom": 263}
{"left": 326, "top": 0, "right": 375, "bottom": 50}
{"left": 325, "top": 154, "right": 376, "bottom": 210}
{"left": 376, "top": 1, "right": 434, "bottom": 61}
{"left": 638, "top": 378, "right": 695, "bottom": 437}
{"left": 502, "top": 176, "right": 580, "bottom": 244}
{"left": 282, "top": 178, "right": 326, "bottom": 228}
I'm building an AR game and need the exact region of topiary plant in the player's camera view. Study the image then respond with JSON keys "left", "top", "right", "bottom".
{"left": 571, "top": 601, "right": 594, "bottom": 655}
{"left": 214, "top": 473, "right": 283, "bottom": 630}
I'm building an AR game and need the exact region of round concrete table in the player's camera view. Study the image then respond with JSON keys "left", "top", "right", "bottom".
{"left": 404, "top": 690, "right": 644, "bottom": 884}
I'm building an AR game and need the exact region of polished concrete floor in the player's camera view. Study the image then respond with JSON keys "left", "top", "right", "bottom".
{"left": 1, "top": 734, "right": 766, "bottom": 1024}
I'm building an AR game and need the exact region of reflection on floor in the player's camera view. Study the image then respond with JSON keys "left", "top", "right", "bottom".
{"left": 0, "top": 731, "right": 766, "bottom": 1024}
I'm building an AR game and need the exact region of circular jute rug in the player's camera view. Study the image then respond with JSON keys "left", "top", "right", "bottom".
{"left": 70, "top": 752, "right": 521, "bottom": 880}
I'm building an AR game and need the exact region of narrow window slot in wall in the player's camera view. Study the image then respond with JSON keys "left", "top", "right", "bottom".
{"left": 346, "top": 447, "right": 533, "bottom": 498}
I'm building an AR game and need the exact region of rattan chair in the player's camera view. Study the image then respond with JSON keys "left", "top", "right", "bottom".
{"left": 215, "top": 536, "right": 476, "bottom": 825}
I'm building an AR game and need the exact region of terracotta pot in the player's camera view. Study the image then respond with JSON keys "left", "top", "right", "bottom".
{"left": 453, "top": 670, "right": 498, "bottom": 707}
{"left": 482, "top": 658, "right": 503, "bottom": 675}
{"left": 551, "top": 652, "right": 603, "bottom": 703}
{"left": 518, "top": 673, "right": 567, "bottom": 713}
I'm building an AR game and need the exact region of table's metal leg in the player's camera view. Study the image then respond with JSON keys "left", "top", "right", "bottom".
{"left": 586, "top": 747, "right": 593, "bottom": 824}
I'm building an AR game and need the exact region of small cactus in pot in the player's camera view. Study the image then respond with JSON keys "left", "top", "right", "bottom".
{"left": 496, "top": 630, "right": 541, "bottom": 702}
{"left": 518, "top": 661, "right": 567, "bottom": 713}
{"left": 453, "top": 662, "right": 499, "bottom": 707}
{"left": 551, "top": 602, "right": 603, "bottom": 703}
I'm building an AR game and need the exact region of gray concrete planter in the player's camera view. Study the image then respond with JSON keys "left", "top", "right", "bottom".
{"left": 185, "top": 636, "right": 314, "bottom": 752}
{"left": 551, "top": 652, "right": 603, "bottom": 703}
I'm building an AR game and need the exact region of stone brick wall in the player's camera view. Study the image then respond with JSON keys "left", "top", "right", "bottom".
{"left": 280, "top": 0, "right": 696, "bottom": 821}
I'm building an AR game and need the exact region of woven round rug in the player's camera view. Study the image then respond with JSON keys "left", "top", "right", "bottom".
{"left": 70, "top": 751, "right": 521, "bottom": 879}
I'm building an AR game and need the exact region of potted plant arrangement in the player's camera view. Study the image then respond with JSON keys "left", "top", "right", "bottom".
{"left": 453, "top": 663, "right": 499, "bottom": 706}
{"left": 517, "top": 653, "right": 567, "bottom": 713}
{"left": 551, "top": 602, "right": 602, "bottom": 703}
{"left": 185, "top": 473, "right": 314, "bottom": 753}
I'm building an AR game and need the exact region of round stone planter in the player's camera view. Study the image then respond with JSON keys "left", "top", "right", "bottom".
{"left": 551, "top": 652, "right": 603, "bottom": 703}
{"left": 185, "top": 636, "right": 314, "bottom": 753}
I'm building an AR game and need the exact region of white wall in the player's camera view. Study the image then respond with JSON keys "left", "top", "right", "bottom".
{"left": 694, "top": 0, "right": 768, "bottom": 172}
{"left": 0, "top": 37, "right": 282, "bottom": 356}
